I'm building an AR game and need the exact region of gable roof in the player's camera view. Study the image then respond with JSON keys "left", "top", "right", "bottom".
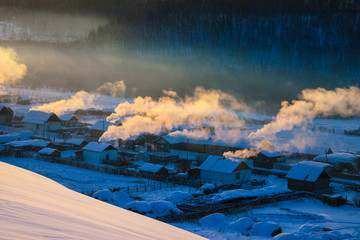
{"left": 82, "top": 142, "right": 117, "bottom": 152}
{"left": 313, "top": 153, "right": 360, "bottom": 168}
{"left": 6, "top": 139, "right": 50, "bottom": 148}
{"left": 65, "top": 138, "right": 87, "bottom": 146}
{"left": 286, "top": 161, "right": 331, "bottom": 182}
{"left": 199, "top": 156, "right": 250, "bottom": 174}
{"left": 260, "top": 150, "right": 284, "bottom": 158}
{"left": 139, "top": 163, "right": 166, "bottom": 173}
{"left": 91, "top": 120, "right": 119, "bottom": 131}
{"left": 18, "top": 95, "right": 30, "bottom": 100}
{"left": 0, "top": 105, "right": 14, "bottom": 115}
{"left": 38, "top": 147, "right": 59, "bottom": 155}
{"left": 59, "top": 115, "right": 77, "bottom": 121}
{"left": 23, "top": 111, "right": 60, "bottom": 124}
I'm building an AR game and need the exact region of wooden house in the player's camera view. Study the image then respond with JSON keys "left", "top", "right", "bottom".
{"left": 199, "top": 156, "right": 252, "bottom": 185}
{"left": 16, "top": 95, "right": 30, "bottom": 105}
{"left": 22, "top": 111, "right": 61, "bottom": 138}
{"left": 134, "top": 134, "right": 159, "bottom": 152}
{"left": 286, "top": 161, "right": 331, "bottom": 191}
{"left": 254, "top": 150, "right": 285, "bottom": 169}
{"left": 59, "top": 115, "right": 78, "bottom": 127}
{"left": 64, "top": 138, "right": 88, "bottom": 150}
{"left": 38, "top": 147, "right": 61, "bottom": 159}
{"left": 82, "top": 142, "right": 117, "bottom": 164}
{"left": 0, "top": 105, "right": 14, "bottom": 126}
{"left": 139, "top": 163, "right": 168, "bottom": 178}
{"left": 90, "top": 119, "right": 121, "bottom": 140}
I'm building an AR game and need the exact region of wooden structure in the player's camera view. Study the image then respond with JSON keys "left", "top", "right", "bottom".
{"left": 22, "top": 111, "right": 61, "bottom": 138}
{"left": 254, "top": 151, "right": 285, "bottom": 169}
{"left": 17, "top": 95, "right": 30, "bottom": 105}
{"left": 286, "top": 161, "right": 331, "bottom": 191}
{"left": 82, "top": 142, "right": 118, "bottom": 164}
{"left": 59, "top": 115, "right": 78, "bottom": 127}
{"left": 38, "top": 147, "right": 61, "bottom": 159}
{"left": 0, "top": 105, "right": 14, "bottom": 126}
{"left": 139, "top": 163, "right": 168, "bottom": 178}
{"left": 199, "top": 156, "right": 252, "bottom": 185}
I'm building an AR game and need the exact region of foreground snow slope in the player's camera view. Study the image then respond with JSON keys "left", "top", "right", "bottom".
{"left": 0, "top": 162, "right": 206, "bottom": 240}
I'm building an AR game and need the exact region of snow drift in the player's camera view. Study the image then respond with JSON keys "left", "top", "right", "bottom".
{"left": 0, "top": 162, "right": 205, "bottom": 240}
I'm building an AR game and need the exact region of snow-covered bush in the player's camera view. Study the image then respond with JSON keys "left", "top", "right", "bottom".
{"left": 199, "top": 213, "right": 228, "bottom": 229}
{"left": 113, "top": 191, "right": 133, "bottom": 207}
{"left": 249, "top": 222, "right": 282, "bottom": 237}
{"left": 125, "top": 201, "right": 152, "bottom": 215}
{"left": 92, "top": 189, "right": 117, "bottom": 203}
{"left": 150, "top": 200, "right": 183, "bottom": 218}
{"left": 165, "top": 191, "right": 193, "bottom": 204}
{"left": 227, "top": 217, "right": 255, "bottom": 234}
{"left": 199, "top": 183, "right": 217, "bottom": 195}
{"left": 273, "top": 233, "right": 298, "bottom": 240}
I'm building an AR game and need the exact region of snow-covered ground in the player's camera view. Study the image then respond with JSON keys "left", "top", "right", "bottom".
{"left": 2, "top": 156, "right": 360, "bottom": 239}
{"left": 0, "top": 161, "right": 205, "bottom": 240}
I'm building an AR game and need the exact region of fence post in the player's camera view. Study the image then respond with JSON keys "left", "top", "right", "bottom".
{"left": 127, "top": 186, "right": 130, "bottom": 194}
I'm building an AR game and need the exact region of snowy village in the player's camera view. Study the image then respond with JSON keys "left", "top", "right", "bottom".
{"left": 2, "top": 1, "right": 360, "bottom": 240}
{"left": 1, "top": 85, "right": 360, "bottom": 240}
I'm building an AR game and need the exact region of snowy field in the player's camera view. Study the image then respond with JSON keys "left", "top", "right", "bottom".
{"left": 2, "top": 156, "right": 360, "bottom": 239}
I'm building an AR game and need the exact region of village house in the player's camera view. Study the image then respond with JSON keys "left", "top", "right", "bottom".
{"left": 134, "top": 134, "right": 159, "bottom": 152}
{"left": 254, "top": 150, "right": 286, "bottom": 169}
{"left": 0, "top": 105, "right": 14, "bottom": 126}
{"left": 313, "top": 152, "right": 360, "bottom": 174}
{"left": 38, "top": 147, "right": 61, "bottom": 159}
{"left": 59, "top": 115, "right": 78, "bottom": 128}
{"left": 22, "top": 111, "right": 61, "bottom": 138}
{"left": 16, "top": 95, "right": 31, "bottom": 105}
{"left": 139, "top": 163, "right": 169, "bottom": 178}
{"left": 89, "top": 119, "right": 121, "bottom": 141}
{"left": 286, "top": 161, "right": 331, "bottom": 191}
{"left": 81, "top": 142, "right": 118, "bottom": 164}
{"left": 199, "top": 156, "right": 252, "bottom": 185}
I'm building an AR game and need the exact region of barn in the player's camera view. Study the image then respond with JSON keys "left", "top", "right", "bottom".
{"left": 199, "top": 156, "right": 252, "bottom": 185}
{"left": 82, "top": 142, "right": 118, "bottom": 164}
{"left": 0, "top": 105, "right": 14, "bottom": 126}
{"left": 286, "top": 161, "right": 331, "bottom": 192}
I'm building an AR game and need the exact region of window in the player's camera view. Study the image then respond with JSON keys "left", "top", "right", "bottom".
{"left": 106, "top": 154, "right": 110, "bottom": 160}
{"left": 236, "top": 172, "right": 240, "bottom": 179}
{"left": 209, "top": 147, "right": 214, "bottom": 153}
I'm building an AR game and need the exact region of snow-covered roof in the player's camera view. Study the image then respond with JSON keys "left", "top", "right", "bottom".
{"left": 23, "top": 111, "right": 59, "bottom": 124}
{"left": 38, "top": 147, "right": 59, "bottom": 155}
{"left": 59, "top": 114, "right": 77, "bottom": 121}
{"left": 82, "top": 142, "right": 117, "bottom": 152}
{"left": 139, "top": 163, "right": 165, "bottom": 173}
{"left": 6, "top": 139, "right": 50, "bottom": 148}
{"left": 0, "top": 105, "right": 13, "bottom": 114}
{"left": 313, "top": 153, "right": 360, "bottom": 167}
{"left": 0, "top": 131, "right": 34, "bottom": 143}
{"left": 91, "top": 120, "right": 119, "bottom": 131}
{"left": 199, "top": 156, "right": 249, "bottom": 174}
{"left": 286, "top": 161, "right": 330, "bottom": 182}
{"left": 19, "top": 95, "right": 30, "bottom": 100}
{"left": 260, "top": 150, "right": 284, "bottom": 158}
{"left": 65, "top": 138, "right": 86, "bottom": 146}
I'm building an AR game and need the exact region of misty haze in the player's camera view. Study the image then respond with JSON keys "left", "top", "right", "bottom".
{"left": 1, "top": 1, "right": 360, "bottom": 240}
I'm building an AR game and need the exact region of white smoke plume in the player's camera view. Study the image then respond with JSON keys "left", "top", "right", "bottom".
{"left": 0, "top": 47, "right": 27, "bottom": 85}
{"left": 249, "top": 86, "right": 360, "bottom": 139}
{"left": 223, "top": 149, "right": 259, "bottom": 160}
{"left": 100, "top": 87, "right": 250, "bottom": 141}
{"left": 96, "top": 80, "right": 126, "bottom": 97}
{"left": 31, "top": 91, "right": 100, "bottom": 116}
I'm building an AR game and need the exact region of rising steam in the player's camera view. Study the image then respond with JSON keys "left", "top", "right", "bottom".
{"left": 249, "top": 86, "right": 360, "bottom": 139}
{"left": 31, "top": 91, "right": 100, "bottom": 116}
{"left": 0, "top": 47, "right": 27, "bottom": 85}
{"left": 100, "top": 87, "right": 250, "bottom": 141}
{"left": 96, "top": 80, "right": 126, "bottom": 97}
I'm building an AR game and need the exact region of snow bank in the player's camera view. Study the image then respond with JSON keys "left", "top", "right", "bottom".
{"left": 249, "top": 222, "right": 282, "bottom": 237}
{"left": 199, "top": 213, "right": 228, "bottom": 229}
{"left": 126, "top": 200, "right": 183, "bottom": 219}
{"left": 273, "top": 233, "right": 298, "bottom": 240}
{"left": 92, "top": 189, "right": 117, "bottom": 203}
{"left": 227, "top": 217, "right": 255, "bottom": 234}
{"left": 166, "top": 191, "right": 193, "bottom": 204}
{"left": 0, "top": 162, "right": 205, "bottom": 240}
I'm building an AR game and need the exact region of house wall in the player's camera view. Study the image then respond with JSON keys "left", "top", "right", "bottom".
{"left": 288, "top": 179, "right": 330, "bottom": 191}
{"left": 0, "top": 114, "right": 13, "bottom": 126}
{"left": 24, "top": 121, "right": 61, "bottom": 138}
{"left": 83, "top": 150, "right": 118, "bottom": 164}
{"left": 201, "top": 169, "right": 251, "bottom": 184}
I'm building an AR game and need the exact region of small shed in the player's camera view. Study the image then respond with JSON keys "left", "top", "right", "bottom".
{"left": 139, "top": 163, "right": 168, "bottom": 177}
{"left": 199, "top": 156, "right": 252, "bottom": 185}
{"left": 38, "top": 147, "right": 61, "bottom": 159}
{"left": 254, "top": 150, "right": 285, "bottom": 169}
{"left": 286, "top": 161, "right": 331, "bottom": 191}
{"left": 64, "top": 138, "right": 88, "bottom": 150}
{"left": 82, "top": 142, "right": 118, "bottom": 164}
{"left": 17, "top": 95, "right": 30, "bottom": 105}
{"left": 0, "top": 105, "right": 14, "bottom": 126}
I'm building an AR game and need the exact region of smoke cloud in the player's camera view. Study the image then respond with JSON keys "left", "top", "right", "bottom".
{"left": 30, "top": 91, "right": 100, "bottom": 116}
{"left": 249, "top": 86, "right": 360, "bottom": 139}
{"left": 100, "top": 87, "right": 250, "bottom": 141}
{"left": 223, "top": 149, "right": 259, "bottom": 160}
{"left": 96, "top": 80, "right": 126, "bottom": 97}
{"left": 0, "top": 47, "right": 27, "bottom": 85}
